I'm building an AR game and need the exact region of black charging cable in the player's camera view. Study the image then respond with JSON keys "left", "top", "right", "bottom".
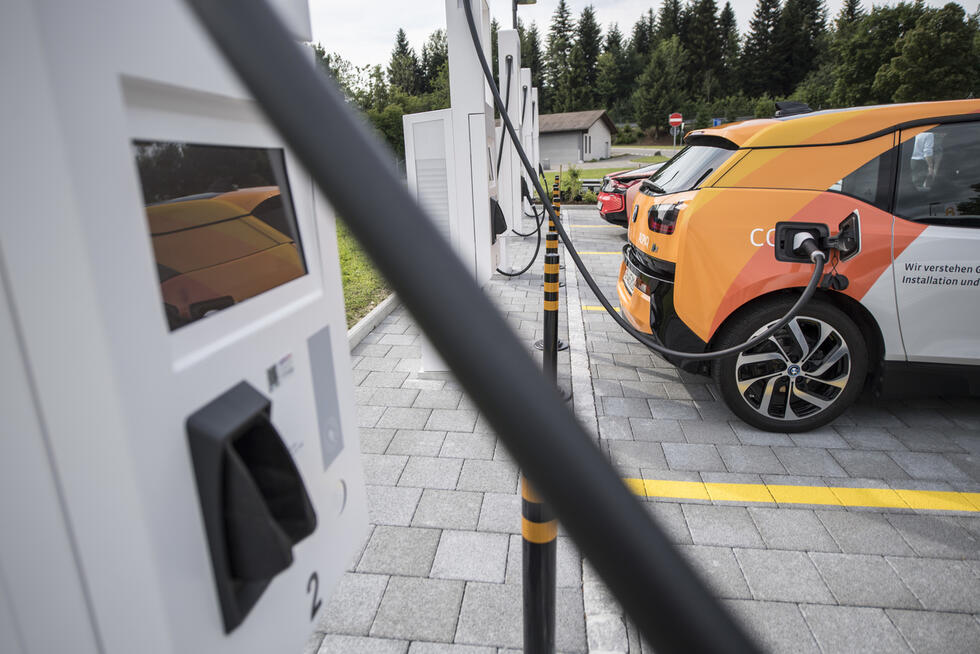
{"left": 463, "top": 0, "right": 827, "bottom": 362}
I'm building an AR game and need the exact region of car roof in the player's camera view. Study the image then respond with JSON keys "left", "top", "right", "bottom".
{"left": 685, "top": 99, "right": 980, "bottom": 149}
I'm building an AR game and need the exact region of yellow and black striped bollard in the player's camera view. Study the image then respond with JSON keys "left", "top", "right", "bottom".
{"left": 534, "top": 177, "right": 568, "bottom": 353}
{"left": 522, "top": 476, "right": 557, "bottom": 654}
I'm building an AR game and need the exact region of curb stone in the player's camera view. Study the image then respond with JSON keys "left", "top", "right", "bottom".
{"left": 347, "top": 293, "right": 399, "bottom": 349}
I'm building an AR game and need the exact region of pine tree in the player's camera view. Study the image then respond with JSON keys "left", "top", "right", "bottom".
{"left": 632, "top": 36, "right": 690, "bottom": 135}
{"left": 420, "top": 29, "right": 447, "bottom": 94}
{"left": 597, "top": 23, "right": 632, "bottom": 119}
{"left": 657, "top": 0, "right": 683, "bottom": 39}
{"left": 740, "top": 0, "right": 780, "bottom": 97}
{"left": 685, "top": 0, "right": 723, "bottom": 101}
{"left": 772, "top": 0, "right": 827, "bottom": 97}
{"left": 718, "top": 2, "right": 741, "bottom": 96}
{"left": 544, "top": 0, "right": 576, "bottom": 112}
{"left": 835, "top": 0, "right": 865, "bottom": 30}
{"left": 387, "top": 29, "right": 420, "bottom": 95}
{"left": 630, "top": 8, "right": 658, "bottom": 57}
{"left": 519, "top": 21, "right": 545, "bottom": 91}
{"left": 570, "top": 5, "right": 603, "bottom": 109}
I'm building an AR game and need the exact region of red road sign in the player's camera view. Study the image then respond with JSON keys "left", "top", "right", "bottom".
{"left": 669, "top": 113, "right": 683, "bottom": 127}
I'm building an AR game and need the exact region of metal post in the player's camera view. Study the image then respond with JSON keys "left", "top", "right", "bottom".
{"left": 521, "top": 476, "right": 556, "bottom": 654}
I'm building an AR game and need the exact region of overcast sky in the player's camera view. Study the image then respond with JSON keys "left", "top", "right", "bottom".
{"left": 309, "top": 0, "right": 979, "bottom": 70}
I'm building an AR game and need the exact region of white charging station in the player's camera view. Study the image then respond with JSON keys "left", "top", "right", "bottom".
{"left": 404, "top": 0, "right": 498, "bottom": 372}
{"left": 531, "top": 87, "right": 541, "bottom": 174}
{"left": 496, "top": 29, "right": 522, "bottom": 268}
{"left": 0, "top": 1, "right": 366, "bottom": 652}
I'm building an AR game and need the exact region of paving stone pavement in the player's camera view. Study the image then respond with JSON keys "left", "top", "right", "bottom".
{"left": 306, "top": 207, "right": 980, "bottom": 654}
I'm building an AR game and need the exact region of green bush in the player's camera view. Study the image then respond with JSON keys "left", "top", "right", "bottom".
{"left": 560, "top": 165, "right": 583, "bottom": 202}
{"left": 581, "top": 190, "right": 598, "bottom": 204}
{"left": 614, "top": 125, "right": 641, "bottom": 145}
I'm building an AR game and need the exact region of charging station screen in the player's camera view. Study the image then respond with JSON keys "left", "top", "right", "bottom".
{"left": 133, "top": 141, "right": 307, "bottom": 331}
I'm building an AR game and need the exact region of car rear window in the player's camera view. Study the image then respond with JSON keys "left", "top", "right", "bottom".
{"left": 645, "top": 146, "right": 734, "bottom": 195}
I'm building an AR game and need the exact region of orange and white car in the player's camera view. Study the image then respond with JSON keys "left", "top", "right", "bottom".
{"left": 618, "top": 99, "right": 980, "bottom": 431}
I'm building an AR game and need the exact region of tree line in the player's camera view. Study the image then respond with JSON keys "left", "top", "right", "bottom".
{"left": 313, "top": 0, "right": 980, "bottom": 154}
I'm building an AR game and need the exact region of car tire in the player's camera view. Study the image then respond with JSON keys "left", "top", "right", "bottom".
{"left": 712, "top": 296, "right": 868, "bottom": 433}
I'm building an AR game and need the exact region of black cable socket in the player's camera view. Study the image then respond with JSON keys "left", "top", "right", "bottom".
{"left": 773, "top": 222, "right": 829, "bottom": 263}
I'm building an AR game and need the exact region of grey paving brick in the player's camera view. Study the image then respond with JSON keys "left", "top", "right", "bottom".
{"left": 351, "top": 368, "right": 370, "bottom": 385}
{"left": 412, "top": 489, "right": 483, "bottom": 530}
{"left": 413, "top": 389, "right": 463, "bottom": 409}
{"left": 784, "top": 435, "right": 849, "bottom": 455}
{"left": 717, "top": 445, "right": 786, "bottom": 474}
{"left": 845, "top": 405, "right": 905, "bottom": 428}
{"left": 694, "top": 399, "right": 738, "bottom": 421}
{"left": 366, "top": 485, "right": 423, "bottom": 526}
{"left": 683, "top": 504, "right": 764, "bottom": 548}
{"left": 505, "top": 535, "right": 581, "bottom": 587}
{"left": 747, "top": 507, "right": 839, "bottom": 552}
{"left": 887, "top": 557, "right": 980, "bottom": 612}
{"left": 352, "top": 343, "right": 392, "bottom": 358}
{"left": 647, "top": 399, "right": 701, "bottom": 420}
{"left": 891, "top": 407, "right": 956, "bottom": 428}
{"left": 772, "top": 447, "right": 848, "bottom": 478}
{"left": 886, "top": 609, "right": 980, "bottom": 654}
{"left": 361, "top": 454, "right": 408, "bottom": 486}
{"left": 407, "top": 644, "right": 494, "bottom": 654}
{"left": 597, "top": 416, "right": 634, "bottom": 440}
{"left": 887, "top": 427, "right": 966, "bottom": 453}
{"left": 802, "top": 604, "right": 910, "bottom": 654}
{"left": 816, "top": 510, "right": 915, "bottom": 556}
{"left": 949, "top": 452, "right": 980, "bottom": 481}
{"left": 837, "top": 426, "right": 907, "bottom": 451}
{"left": 370, "top": 576, "right": 464, "bottom": 642}
{"left": 402, "top": 378, "right": 446, "bottom": 391}
{"left": 317, "top": 635, "right": 408, "bottom": 654}
{"left": 431, "top": 530, "right": 509, "bottom": 582}
{"left": 319, "top": 572, "right": 389, "bottom": 635}
{"left": 662, "top": 442, "right": 726, "bottom": 472}
{"left": 426, "top": 408, "right": 479, "bottom": 432}
{"left": 457, "top": 459, "right": 519, "bottom": 493}
{"left": 357, "top": 405, "right": 386, "bottom": 428}
{"left": 378, "top": 333, "right": 414, "bottom": 345}
{"left": 679, "top": 545, "right": 750, "bottom": 599}
{"left": 456, "top": 583, "right": 585, "bottom": 651}
{"left": 664, "top": 382, "right": 714, "bottom": 401}
{"left": 830, "top": 449, "right": 911, "bottom": 480}
{"left": 730, "top": 422, "right": 794, "bottom": 446}
{"left": 810, "top": 552, "right": 920, "bottom": 608}
{"left": 360, "top": 428, "right": 396, "bottom": 454}
{"left": 724, "top": 599, "right": 820, "bottom": 654}
{"left": 601, "top": 396, "right": 652, "bottom": 418}
{"left": 356, "top": 356, "right": 400, "bottom": 372}
{"left": 679, "top": 420, "right": 739, "bottom": 445}
{"left": 620, "top": 379, "right": 670, "bottom": 398}
{"left": 886, "top": 513, "right": 980, "bottom": 559}
{"left": 643, "top": 501, "right": 693, "bottom": 544}
{"left": 357, "top": 526, "right": 441, "bottom": 577}
{"left": 735, "top": 548, "right": 834, "bottom": 603}
{"left": 362, "top": 371, "right": 411, "bottom": 388}
{"left": 376, "top": 407, "right": 432, "bottom": 430}
{"left": 398, "top": 456, "right": 463, "bottom": 490}
{"left": 386, "top": 345, "right": 420, "bottom": 359}
{"left": 386, "top": 430, "right": 446, "bottom": 456}
{"left": 629, "top": 418, "right": 686, "bottom": 443}
{"left": 607, "top": 441, "right": 668, "bottom": 470}
{"left": 439, "top": 432, "right": 496, "bottom": 459}
{"left": 477, "top": 492, "right": 521, "bottom": 534}
{"left": 889, "top": 451, "right": 971, "bottom": 481}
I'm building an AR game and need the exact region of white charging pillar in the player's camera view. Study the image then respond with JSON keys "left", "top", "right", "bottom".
{"left": 518, "top": 67, "right": 534, "bottom": 227}
{"left": 496, "top": 29, "right": 522, "bottom": 266}
{"left": 531, "top": 87, "right": 541, "bottom": 174}
{"left": 0, "top": 1, "right": 367, "bottom": 652}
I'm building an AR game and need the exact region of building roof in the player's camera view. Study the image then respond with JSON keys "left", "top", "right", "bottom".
{"left": 539, "top": 110, "right": 617, "bottom": 135}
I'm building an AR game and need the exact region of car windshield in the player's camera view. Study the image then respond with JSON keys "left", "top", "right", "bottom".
{"left": 646, "top": 145, "right": 734, "bottom": 194}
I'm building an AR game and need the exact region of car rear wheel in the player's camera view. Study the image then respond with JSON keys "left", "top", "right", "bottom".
{"left": 712, "top": 297, "right": 868, "bottom": 433}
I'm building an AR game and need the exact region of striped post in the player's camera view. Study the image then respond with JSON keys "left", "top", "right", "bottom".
{"left": 522, "top": 476, "right": 557, "bottom": 654}
{"left": 533, "top": 177, "right": 568, "bottom": 352}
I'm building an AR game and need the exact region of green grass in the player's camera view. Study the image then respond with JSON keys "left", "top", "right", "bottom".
{"left": 541, "top": 167, "right": 628, "bottom": 186}
{"left": 630, "top": 154, "right": 670, "bottom": 164}
{"left": 336, "top": 220, "right": 391, "bottom": 328}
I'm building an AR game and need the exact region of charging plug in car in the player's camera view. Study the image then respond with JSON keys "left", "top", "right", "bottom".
{"left": 774, "top": 222, "right": 830, "bottom": 263}
{"left": 825, "top": 212, "right": 861, "bottom": 261}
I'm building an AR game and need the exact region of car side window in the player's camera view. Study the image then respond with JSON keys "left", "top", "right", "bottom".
{"left": 895, "top": 122, "right": 980, "bottom": 227}
{"left": 827, "top": 147, "right": 894, "bottom": 210}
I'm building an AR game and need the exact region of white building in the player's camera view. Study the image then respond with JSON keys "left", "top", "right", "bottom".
{"left": 538, "top": 109, "right": 617, "bottom": 168}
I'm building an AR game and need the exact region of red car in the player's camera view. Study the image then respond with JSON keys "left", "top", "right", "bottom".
{"left": 597, "top": 162, "right": 664, "bottom": 226}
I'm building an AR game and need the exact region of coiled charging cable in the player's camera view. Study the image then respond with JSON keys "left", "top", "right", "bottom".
{"left": 463, "top": 0, "right": 826, "bottom": 361}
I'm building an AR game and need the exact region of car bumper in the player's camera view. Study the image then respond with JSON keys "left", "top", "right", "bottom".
{"left": 600, "top": 209, "right": 628, "bottom": 226}
{"left": 618, "top": 244, "right": 708, "bottom": 372}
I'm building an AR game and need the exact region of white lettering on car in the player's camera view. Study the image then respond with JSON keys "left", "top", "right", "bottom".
{"left": 750, "top": 228, "right": 775, "bottom": 247}
{"left": 637, "top": 233, "right": 651, "bottom": 249}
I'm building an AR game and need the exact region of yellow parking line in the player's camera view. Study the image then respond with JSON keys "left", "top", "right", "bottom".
{"left": 569, "top": 224, "right": 620, "bottom": 228}
{"left": 577, "top": 251, "right": 621, "bottom": 255}
{"left": 582, "top": 306, "right": 619, "bottom": 312}
{"left": 625, "top": 478, "right": 980, "bottom": 512}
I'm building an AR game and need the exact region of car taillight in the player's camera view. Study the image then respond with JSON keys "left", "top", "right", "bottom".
{"left": 598, "top": 192, "right": 624, "bottom": 212}
{"left": 647, "top": 203, "right": 681, "bottom": 235}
